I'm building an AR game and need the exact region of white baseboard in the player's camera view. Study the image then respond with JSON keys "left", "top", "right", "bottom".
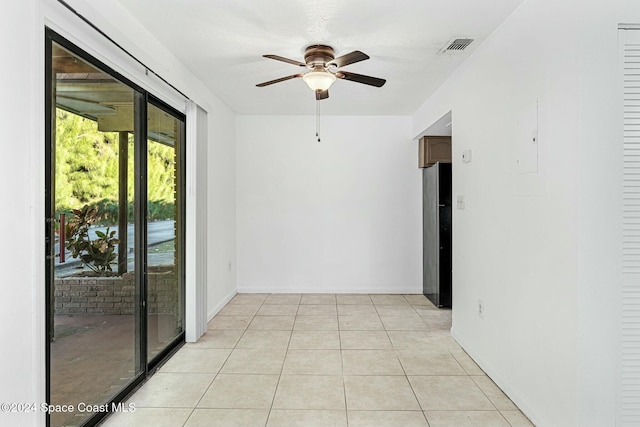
{"left": 451, "top": 327, "right": 548, "bottom": 427}
{"left": 207, "top": 289, "right": 237, "bottom": 322}
{"left": 236, "top": 285, "right": 421, "bottom": 294}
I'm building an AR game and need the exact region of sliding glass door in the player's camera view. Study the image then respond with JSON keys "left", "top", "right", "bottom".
{"left": 45, "top": 31, "right": 185, "bottom": 427}
{"left": 146, "top": 101, "right": 185, "bottom": 363}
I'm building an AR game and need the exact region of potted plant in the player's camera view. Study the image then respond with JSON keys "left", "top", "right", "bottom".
{"left": 65, "top": 204, "right": 120, "bottom": 275}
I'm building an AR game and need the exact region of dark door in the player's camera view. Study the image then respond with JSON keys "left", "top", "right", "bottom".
{"left": 423, "top": 162, "right": 452, "bottom": 307}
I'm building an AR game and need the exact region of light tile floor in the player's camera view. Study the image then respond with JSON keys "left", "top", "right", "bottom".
{"left": 102, "top": 293, "right": 534, "bottom": 427}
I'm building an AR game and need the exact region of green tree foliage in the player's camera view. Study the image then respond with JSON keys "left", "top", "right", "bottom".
{"left": 147, "top": 140, "right": 176, "bottom": 205}
{"left": 55, "top": 109, "right": 176, "bottom": 224}
{"left": 55, "top": 109, "right": 120, "bottom": 208}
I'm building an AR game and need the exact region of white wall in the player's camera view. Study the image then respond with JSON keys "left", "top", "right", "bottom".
{"left": 236, "top": 115, "right": 420, "bottom": 294}
{"left": 207, "top": 100, "right": 237, "bottom": 318}
{"left": 0, "top": 1, "right": 44, "bottom": 426}
{"left": 0, "top": 1, "right": 236, "bottom": 425}
{"left": 412, "top": 0, "right": 633, "bottom": 426}
{"left": 577, "top": 3, "right": 623, "bottom": 426}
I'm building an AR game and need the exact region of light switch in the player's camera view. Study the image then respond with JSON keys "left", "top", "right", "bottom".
{"left": 462, "top": 149, "right": 472, "bottom": 163}
{"left": 456, "top": 195, "right": 465, "bottom": 210}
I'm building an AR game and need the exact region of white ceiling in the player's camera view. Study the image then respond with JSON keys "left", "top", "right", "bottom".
{"left": 116, "top": 0, "right": 524, "bottom": 116}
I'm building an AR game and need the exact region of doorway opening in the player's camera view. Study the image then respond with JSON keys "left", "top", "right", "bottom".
{"left": 419, "top": 111, "right": 453, "bottom": 308}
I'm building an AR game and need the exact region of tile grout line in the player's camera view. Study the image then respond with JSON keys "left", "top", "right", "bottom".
{"left": 390, "top": 299, "right": 432, "bottom": 426}
{"left": 257, "top": 293, "right": 274, "bottom": 427}
{"left": 188, "top": 357, "right": 229, "bottom": 420}
{"left": 184, "top": 293, "right": 261, "bottom": 424}
{"left": 466, "top": 374, "right": 513, "bottom": 424}
{"left": 408, "top": 297, "right": 504, "bottom": 425}
{"left": 179, "top": 407, "right": 197, "bottom": 427}
{"left": 265, "top": 293, "right": 296, "bottom": 427}
{"left": 338, "top": 297, "right": 350, "bottom": 427}
{"left": 189, "top": 302, "right": 253, "bottom": 421}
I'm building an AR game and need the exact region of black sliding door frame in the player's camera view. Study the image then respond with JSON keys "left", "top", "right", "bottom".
{"left": 45, "top": 29, "right": 186, "bottom": 427}
{"left": 134, "top": 90, "right": 149, "bottom": 376}
{"left": 146, "top": 95, "right": 186, "bottom": 370}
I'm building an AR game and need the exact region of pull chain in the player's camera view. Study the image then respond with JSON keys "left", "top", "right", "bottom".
{"left": 316, "top": 99, "right": 321, "bottom": 142}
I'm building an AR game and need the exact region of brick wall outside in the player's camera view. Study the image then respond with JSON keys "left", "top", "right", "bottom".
{"left": 54, "top": 267, "right": 179, "bottom": 316}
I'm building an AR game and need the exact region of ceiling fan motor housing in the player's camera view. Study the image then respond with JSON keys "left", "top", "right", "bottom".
{"left": 304, "top": 45, "right": 335, "bottom": 69}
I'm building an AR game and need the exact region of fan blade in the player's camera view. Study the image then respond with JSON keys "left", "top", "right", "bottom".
{"left": 336, "top": 71, "right": 386, "bottom": 87}
{"left": 328, "top": 50, "right": 369, "bottom": 68}
{"left": 315, "top": 90, "right": 329, "bottom": 100}
{"left": 256, "top": 73, "right": 303, "bottom": 87}
{"left": 263, "top": 54, "right": 307, "bottom": 67}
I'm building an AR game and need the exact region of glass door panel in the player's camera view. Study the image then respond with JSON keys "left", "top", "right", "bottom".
{"left": 146, "top": 102, "right": 184, "bottom": 362}
{"left": 47, "top": 32, "right": 187, "bottom": 427}
{"left": 49, "top": 42, "right": 140, "bottom": 427}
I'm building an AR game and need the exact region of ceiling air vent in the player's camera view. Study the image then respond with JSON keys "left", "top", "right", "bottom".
{"left": 439, "top": 38, "right": 474, "bottom": 54}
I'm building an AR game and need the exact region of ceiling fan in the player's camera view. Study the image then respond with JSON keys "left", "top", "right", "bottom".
{"left": 256, "top": 45, "right": 386, "bottom": 100}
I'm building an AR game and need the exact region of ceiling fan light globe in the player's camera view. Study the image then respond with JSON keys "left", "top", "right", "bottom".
{"left": 303, "top": 71, "right": 336, "bottom": 91}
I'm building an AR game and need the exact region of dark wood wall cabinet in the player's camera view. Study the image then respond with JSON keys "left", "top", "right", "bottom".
{"left": 419, "top": 136, "right": 452, "bottom": 168}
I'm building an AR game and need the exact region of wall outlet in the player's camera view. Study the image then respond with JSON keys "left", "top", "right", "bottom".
{"left": 478, "top": 299, "right": 485, "bottom": 319}
{"left": 462, "top": 149, "right": 472, "bottom": 163}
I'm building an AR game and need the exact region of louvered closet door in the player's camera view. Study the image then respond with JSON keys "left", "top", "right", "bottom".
{"left": 622, "top": 27, "right": 640, "bottom": 427}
